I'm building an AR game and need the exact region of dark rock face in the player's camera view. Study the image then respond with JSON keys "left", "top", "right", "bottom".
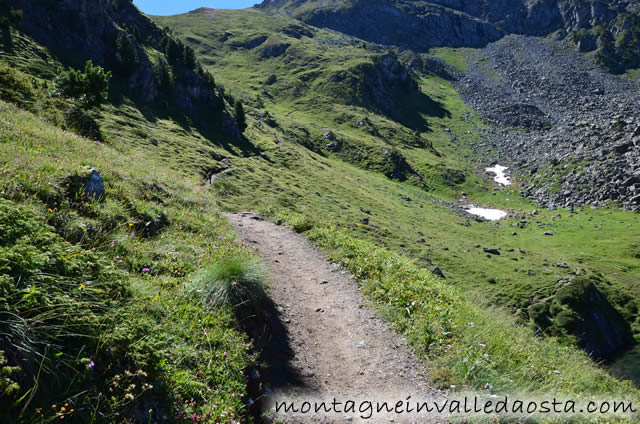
{"left": 527, "top": 276, "right": 636, "bottom": 360}
{"left": 556, "top": 279, "right": 635, "bottom": 360}
{"left": 222, "top": 113, "right": 242, "bottom": 140}
{"left": 258, "top": 0, "right": 640, "bottom": 73}
{"left": 576, "top": 33, "right": 597, "bottom": 52}
{"left": 286, "top": 0, "right": 504, "bottom": 50}
{"left": 258, "top": 0, "right": 635, "bottom": 51}
{"left": 15, "top": 0, "right": 219, "bottom": 118}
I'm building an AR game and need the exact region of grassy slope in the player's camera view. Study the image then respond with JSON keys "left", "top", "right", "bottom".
{"left": 0, "top": 5, "right": 638, "bottom": 422}
{"left": 154, "top": 9, "right": 482, "bottom": 193}
{"left": 0, "top": 55, "right": 257, "bottom": 424}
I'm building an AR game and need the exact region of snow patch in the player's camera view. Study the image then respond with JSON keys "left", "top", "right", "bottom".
{"left": 486, "top": 165, "right": 511, "bottom": 186}
{"left": 465, "top": 206, "right": 508, "bottom": 221}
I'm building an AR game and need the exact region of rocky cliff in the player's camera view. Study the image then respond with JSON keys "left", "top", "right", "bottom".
{"left": 258, "top": 0, "right": 640, "bottom": 73}
{"left": 13, "top": 0, "right": 232, "bottom": 125}
{"left": 528, "top": 274, "right": 636, "bottom": 360}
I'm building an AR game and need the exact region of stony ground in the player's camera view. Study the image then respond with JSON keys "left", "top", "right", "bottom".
{"left": 454, "top": 35, "right": 640, "bottom": 211}
{"left": 226, "top": 213, "right": 445, "bottom": 423}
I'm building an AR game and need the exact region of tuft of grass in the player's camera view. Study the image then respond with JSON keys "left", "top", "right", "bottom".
{"left": 192, "top": 257, "right": 267, "bottom": 309}
{"left": 274, "top": 210, "right": 314, "bottom": 233}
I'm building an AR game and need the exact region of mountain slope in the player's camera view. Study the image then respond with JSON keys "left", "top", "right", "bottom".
{"left": 0, "top": 1, "right": 267, "bottom": 421}
{"left": 154, "top": 8, "right": 480, "bottom": 193}
{"left": 257, "top": 0, "right": 640, "bottom": 73}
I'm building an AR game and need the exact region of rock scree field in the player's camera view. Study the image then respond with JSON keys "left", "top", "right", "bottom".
{"left": 0, "top": 0, "right": 640, "bottom": 423}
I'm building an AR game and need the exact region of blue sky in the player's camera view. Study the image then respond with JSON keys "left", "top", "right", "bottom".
{"left": 133, "top": 0, "right": 259, "bottom": 16}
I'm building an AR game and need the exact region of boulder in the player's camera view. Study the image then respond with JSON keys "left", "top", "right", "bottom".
{"left": 66, "top": 166, "right": 105, "bottom": 202}
{"left": 83, "top": 167, "right": 105, "bottom": 201}
{"left": 432, "top": 267, "right": 446, "bottom": 279}
{"left": 552, "top": 277, "right": 635, "bottom": 359}
{"left": 483, "top": 248, "right": 500, "bottom": 255}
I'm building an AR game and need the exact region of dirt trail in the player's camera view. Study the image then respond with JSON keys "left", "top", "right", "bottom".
{"left": 226, "top": 213, "right": 444, "bottom": 423}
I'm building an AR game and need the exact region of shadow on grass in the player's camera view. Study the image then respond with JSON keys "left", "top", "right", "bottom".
{"left": 389, "top": 88, "right": 451, "bottom": 132}
{"left": 109, "top": 79, "right": 260, "bottom": 157}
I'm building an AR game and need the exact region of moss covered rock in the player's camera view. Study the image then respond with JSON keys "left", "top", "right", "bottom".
{"left": 550, "top": 276, "right": 636, "bottom": 359}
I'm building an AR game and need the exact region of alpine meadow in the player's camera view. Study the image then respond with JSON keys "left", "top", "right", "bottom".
{"left": 1, "top": 0, "right": 640, "bottom": 423}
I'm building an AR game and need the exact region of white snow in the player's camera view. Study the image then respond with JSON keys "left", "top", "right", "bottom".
{"left": 465, "top": 206, "right": 508, "bottom": 221}
{"left": 486, "top": 165, "right": 511, "bottom": 186}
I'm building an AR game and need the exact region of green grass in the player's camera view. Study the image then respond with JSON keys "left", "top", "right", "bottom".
{"left": 428, "top": 47, "right": 472, "bottom": 72}
{"left": 0, "top": 99, "right": 257, "bottom": 422}
{"left": 190, "top": 257, "right": 267, "bottom": 309}
{"left": 625, "top": 68, "right": 640, "bottom": 81}
{"left": 161, "top": 7, "right": 640, "bottom": 342}
{"left": 1, "top": 4, "right": 640, "bottom": 422}
{"left": 154, "top": 9, "right": 484, "bottom": 195}
{"left": 300, "top": 222, "right": 639, "bottom": 423}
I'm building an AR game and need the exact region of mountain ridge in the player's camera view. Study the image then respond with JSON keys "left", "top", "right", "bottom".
{"left": 256, "top": 0, "right": 640, "bottom": 72}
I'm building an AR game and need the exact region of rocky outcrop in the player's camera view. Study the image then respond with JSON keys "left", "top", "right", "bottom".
{"left": 260, "top": 42, "right": 291, "bottom": 58}
{"left": 528, "top": 275, "right": 636, "bottom": 360}
{"left": 259, "top": 0, "right": 503, "bottom": 49}
{"left": 14, "top": 0, "right": 221, "bottom": 119}
{"left": 65, "top": 166, "right": 106, "bottom": 202}
{"left": 323, "top": 53, "right": 431, "bottom": 127}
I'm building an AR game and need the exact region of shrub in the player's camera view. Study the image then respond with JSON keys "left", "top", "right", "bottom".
{"left": 0, "top": 351, "right": 20, "bottom": 397}
{"left": 233, "top": 99, "right": 247, "bottom": 133}
{"left": 164, "top": 37, "right": 183, "bottom": 66}
{"left": 0, "top": 63, "right": 35, "bottom": 107}
{"left": 183, "top": 45, "right": 196, "bottom": 69}
{"left": 115, "top": 31, "right": 140, "bottom": 75}
{"left": 190, "top": 257, "right": 267, "bottom": 309}
{"left": 203, "top": 70, "right": 216, "bottom": 89}
{"left": 52, "top": 60, "right": 111, "bottom": 108}
{"left": 289, "top": 214, "right": 313, "bottom": 232}
{"left": 153, "top": 55, "right": 174, "bottom": 91}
